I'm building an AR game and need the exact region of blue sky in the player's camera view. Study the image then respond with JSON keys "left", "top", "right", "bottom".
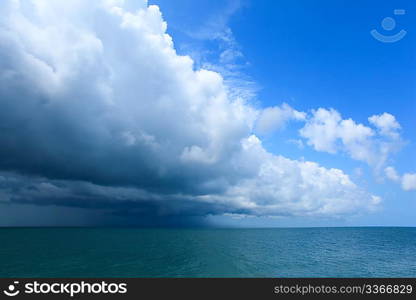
{"left": 0, "top": 0, "right": 414, "bottom": 226}
{"left": 151, "top": 0, "right": 416, "bottom": 226}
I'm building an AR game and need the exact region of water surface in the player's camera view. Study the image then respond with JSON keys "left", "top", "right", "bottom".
{"left": 0, "top": 227, "right": 415, "bottom": 277}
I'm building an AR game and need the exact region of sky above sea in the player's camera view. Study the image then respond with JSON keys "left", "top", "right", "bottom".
{"left": 0, "top": 0, "right": 415, "bottom": 227}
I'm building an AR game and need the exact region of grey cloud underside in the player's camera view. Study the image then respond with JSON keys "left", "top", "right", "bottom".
{"left": 0, "top": 0, "right": 379, "bottom": 220}
{"left": 0, "top": 172, "right": 258, "bottom": 218}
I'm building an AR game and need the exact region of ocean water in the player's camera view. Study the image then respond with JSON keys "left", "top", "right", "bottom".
{"left": 0, "top": 227, "right": 415, "bottom": 277}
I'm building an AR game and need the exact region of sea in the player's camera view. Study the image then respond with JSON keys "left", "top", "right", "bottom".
{"left": 0, "top": 227, "right": 415, "bottom": 277}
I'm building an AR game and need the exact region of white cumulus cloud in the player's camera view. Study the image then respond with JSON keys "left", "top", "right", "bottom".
{"left": 256, "top": 103, "right": 306, "bottom": 134}
{"left": 384, "top": 166, "right": 400, "bottom": 182}
{"left": 299, "top": 108, "right": 403, "bottom": 172}
{"left": 402, "top": 173, "right": 416, "bottom": 191}
{"left": 383, "top": 167, "right": 416, "bottom": 192}
{"left": 369, "top": 113, "right": 401, "bottom": 139}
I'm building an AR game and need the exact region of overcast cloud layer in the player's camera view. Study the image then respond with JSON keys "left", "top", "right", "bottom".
{"left": 0, "top": 0, "right": 384, "bottom": 220}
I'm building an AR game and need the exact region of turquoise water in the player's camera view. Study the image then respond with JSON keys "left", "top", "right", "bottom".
{"left": 0, "top": 227, "right": 415, "bottom": 277}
